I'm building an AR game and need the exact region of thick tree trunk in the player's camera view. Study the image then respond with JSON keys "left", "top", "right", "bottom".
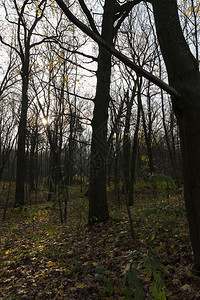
{"left": 152, "top": 0, "right": 200, "bottom": 272}
{"left": 180, "top": 107, "right": 200, "bottom": 272}
{"left": 88, "top": 0, "right": 115, "bottom": 224}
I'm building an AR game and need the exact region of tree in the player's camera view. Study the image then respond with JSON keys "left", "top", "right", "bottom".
{"left": 88, "top": 0, "right": 144, "bottom": 223}
{"left": 0, "top": 0, "right": 66, "bottom": 206}
{"left": 0, "top": 0, "right": 50, "bottom": 206}
{"left": 54, "top": 0, "right": 200, "bottom": 272}
{"left": 0, "top": 99, "right": 17, "bottom": 181}
{"left": 59, "top": 0, "right": 141, "bottom": 224}
{"left": 152, "top": 0, "right": 200, "bottom": 274}
{"left": 88, "top": 0, "right": 115, "bottom": 224}
{"left": 0, "top": 49, "right": 19, "bottom": 180}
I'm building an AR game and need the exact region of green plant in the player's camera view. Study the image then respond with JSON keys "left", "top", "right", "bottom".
{"left": 142, "top": 253, "right": 168, "bottom": 299}
{"left": 148, "top": 173, "right": 176, "bottom": 200}
{"left": 94, "top": 265, "right": 113, "bottom": 296}
{"left": 120, "top": 252, "right": 168, "bottom": 300}
{"left": 120, "top": 259, "right": 145, "bottom": 299}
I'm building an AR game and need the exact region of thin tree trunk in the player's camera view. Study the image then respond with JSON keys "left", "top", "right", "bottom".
{"left": 140, "top": 84, "right": 154, "bottom": 174}
{"left": 2, "top": 177, "right": 11, "bottom": 220}
{"left": 15, "top": 62, "right": 29, "bottom": 207}
{"left": 160, "top": 89, "right": 180, "bottom": 187}
{"left": 123, "top": 90, "right": 135, "bottom": 194}
{"left": 129, "top": 86, "right": 141, "bottom": 206}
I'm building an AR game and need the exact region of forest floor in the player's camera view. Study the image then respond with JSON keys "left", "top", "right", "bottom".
{"left": 0, "top": 181, "right": 200, "bottom": 299}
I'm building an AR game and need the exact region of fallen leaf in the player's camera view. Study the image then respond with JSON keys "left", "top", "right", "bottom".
{"left": 181, "top": 284, "right": 192, "bottom": 292}
{"left": 74, "top": 282, "right": 86, "bottom": 289}
{"left": 185, "top": 269, "right": 192, "bottom": 277}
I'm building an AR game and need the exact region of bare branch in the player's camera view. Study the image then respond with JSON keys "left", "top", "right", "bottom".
{"left": 54, "top": 0, "right": 180, "bottom": 98}
{"left": 78, "top": 0, "right": 99, "bottom": 35}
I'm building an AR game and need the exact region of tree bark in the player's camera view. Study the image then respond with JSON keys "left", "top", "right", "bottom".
{"left": 88, "top": 0, "right": 115, "bottom": 224}
{"left": 152, "top": 0, "right": 200, "bottom": 272}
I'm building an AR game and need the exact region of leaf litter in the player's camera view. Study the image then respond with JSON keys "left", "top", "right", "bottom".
{"left": 0, "top": 187, "right": 200, "bottom": 299}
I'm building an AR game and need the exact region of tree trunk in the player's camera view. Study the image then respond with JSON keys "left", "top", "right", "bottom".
{"left": 14, "top": 62, "right": 29, "bottom": 207}
{"left": 180, "top": 108, "right": 200, "bottom": 272}
{"left": 88, "top": 0, "right": 115, "bottom": 224}
{"left": 152, "top": 0, "right": 200, "bottom": 272}
{"left": 123, "top": 90, "right": 135, "bottom": 194}
{"left": 161, "top": 89, "right": 180, "bottom": 187}
{"left": 29, "top": 127, "right": 38, "bottom": 193}
{"left": 129, "top": 86, "right": 141, "bottom": 206}
{"left": 141, "top": 82, "right": 154, "bottom": 174}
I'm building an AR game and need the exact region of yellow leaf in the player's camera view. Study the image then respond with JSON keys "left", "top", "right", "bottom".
{"left": 151, "top": 235, "right": 155, "bottom": 240}
{"left": 75, "top": 282, "right": 86, "bottom": 289}
{"left": 46, "top": 261, "right": 53, "bottom": 266}
{"left": 5, "top": 250, "right": 10, "bottom": 255}
{"left": 185, "top": 269, "right": 192, "bottom": 277}
{"left": 179, "top": 232, "right": 188, "bottom": 237}
{"left": 106, "top": 258, "right": 112, "bottom": 267}
{"left": 114, "top": 286, "right": 120, "bottom": 294}
{"left": 181, "top": 284, "right": 192, "bottom": 292}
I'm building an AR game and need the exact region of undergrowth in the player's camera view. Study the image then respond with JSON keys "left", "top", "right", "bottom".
{"left": 0, "top": 182, "right": 199, "bottom": 299}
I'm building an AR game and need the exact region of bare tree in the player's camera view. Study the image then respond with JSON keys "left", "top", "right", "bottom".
{"left": 0, "top": 0, "right": 60, "bottom": 206}
{"left": 54, "top": 0, "right": 200, "bottom": 272}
